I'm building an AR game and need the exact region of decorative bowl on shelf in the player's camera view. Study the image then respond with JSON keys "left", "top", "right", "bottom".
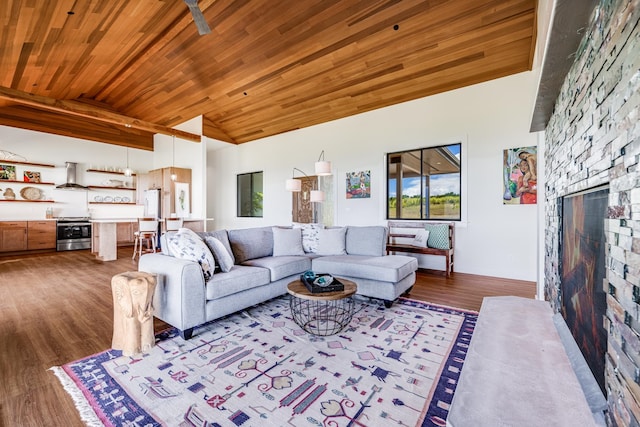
{"left": 20, "top": 186, "right": 43, "bottom": 200}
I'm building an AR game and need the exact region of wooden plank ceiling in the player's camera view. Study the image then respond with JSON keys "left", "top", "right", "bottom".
{"left": 0, "top": 0, "right": 537, "bottom": 150}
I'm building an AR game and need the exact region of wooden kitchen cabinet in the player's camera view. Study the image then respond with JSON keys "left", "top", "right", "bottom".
{"left": 136, "top": 167, "right": 192, "bottom": 219}
{"left": 27, "top": 221, "right": 56, "bottom": 250}
{"left": 0, "top": 221, "right": 28, "bottom": 252}
{"left": 116, "top": 221, "right": 137, "bottom": 245}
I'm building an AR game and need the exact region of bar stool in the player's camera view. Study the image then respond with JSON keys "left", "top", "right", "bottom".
{"left": 132, "top": 218, "right": 159, "bottom": 260}
{"left": 165, "top": 218, "right": 183, "bottom": 232}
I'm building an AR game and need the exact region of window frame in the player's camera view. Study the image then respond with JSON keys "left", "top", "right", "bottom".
{"left": 386, "top": 143, "right": 462, "bottom": 221}
{"left": 236, "top": 171, "right": 263, "bottom": 218}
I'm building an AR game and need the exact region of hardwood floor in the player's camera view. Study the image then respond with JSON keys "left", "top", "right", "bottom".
{"left": 0, "top": 249, "right": 535, "bottom": 426}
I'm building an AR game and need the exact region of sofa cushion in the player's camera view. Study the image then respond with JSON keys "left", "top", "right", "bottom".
{"left": 292, "top": 222, "right": 324, "bottom": 253}
{"left": 243, "top": 256, "right": 311, "bottom": 281}
{"left": 198, "top": 230, "right": 235, "bottom": 265}
{"left": 204, "top": 236, "right": 234, "bottom": 272}
{"left": 166, "top": 230, "right": 216, "bottom": 281}
{"left": 228, "top": 227, "right": 273, "bottom": 263}
{"left": 346, "top": 226, "right": 388, "bottom": 256}
{"left": 316, "top": 227, "right": 347, "bottom": 255}
{"left": 205, "top": 265, "right": 271, "bottom": 300}
{"left": 272, "top": 227, "right": 305, "bottom": 256}
{"left": 312, "top": 255, "right": 418, "bottom": 283}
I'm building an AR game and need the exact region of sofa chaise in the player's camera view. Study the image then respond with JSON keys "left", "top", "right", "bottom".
{"left": 139, "top": 225, "right": 418, "bottom": 339}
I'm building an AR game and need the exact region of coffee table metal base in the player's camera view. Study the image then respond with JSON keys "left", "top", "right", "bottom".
{"left": 289, "top": 296, "right": 355, "bottom": 336}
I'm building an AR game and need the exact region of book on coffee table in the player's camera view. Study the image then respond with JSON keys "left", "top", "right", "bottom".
{"left": 300, "top": 273, "right": 345, "bottom": 293}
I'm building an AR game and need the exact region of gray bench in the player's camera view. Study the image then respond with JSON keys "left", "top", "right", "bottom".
{"left": 447, "top": 296, "right": 606, "bottom": 427}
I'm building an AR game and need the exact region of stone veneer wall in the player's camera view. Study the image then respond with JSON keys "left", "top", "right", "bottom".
{"left": 544, "top": 0, "right": 640, "bottom": 425}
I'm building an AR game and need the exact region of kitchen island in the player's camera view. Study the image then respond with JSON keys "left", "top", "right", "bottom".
{"left": 90, "top": 218, "right": 205, "bottom": 261}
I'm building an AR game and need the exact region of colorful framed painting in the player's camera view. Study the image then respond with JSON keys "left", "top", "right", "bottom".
{"left": 346, "top": 170, "right": 370, "bottom": 199}
{"left": 503, "top": 146, "right": 537, "bottom": 205}
{"left": 23, "top": 171, "right": 41, "bottom": 183}
{"left": 0, "top": 164, "right": 16, "bottom": 180}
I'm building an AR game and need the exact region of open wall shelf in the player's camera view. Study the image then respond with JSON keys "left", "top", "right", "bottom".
{"left": 0, "top": 180, "right": 55, "bottom": 186}
{"left": 88, "top": 185, "right": 136, "bottom": 191}
{"left": 0, "top": 159, "right": 55, "bottom": 168}
{"left": 86, "top": 168, "right": 137, "bottom": 177}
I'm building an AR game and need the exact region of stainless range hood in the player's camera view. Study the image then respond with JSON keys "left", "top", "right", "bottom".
{"left": 56, "top": 162, "right": 88, "bottom": 190}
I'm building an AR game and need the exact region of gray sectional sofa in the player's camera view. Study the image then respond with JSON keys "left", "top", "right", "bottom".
{"left": 139, "top": 225, "right": 418, "bottom": 339}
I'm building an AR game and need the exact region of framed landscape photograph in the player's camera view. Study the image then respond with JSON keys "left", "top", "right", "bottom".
{"left": 0, "top": 164, "right": 16, "bottom": 180}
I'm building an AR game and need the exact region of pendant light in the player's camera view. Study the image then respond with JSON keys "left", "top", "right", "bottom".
{"left": 170, "top": 135, "right": 177, "bottom": 181}
{"left": 124, "top": 147, "right": 132, "bottom": 177}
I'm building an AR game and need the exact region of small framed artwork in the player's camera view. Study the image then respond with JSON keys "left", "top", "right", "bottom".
{"left": 24, "top": 171, "right": 41, "bottom": 183}
{"left": 174, "top": 182, "right": 190, "bottom": 218}
{"left": 346, "top": 170, "right": 371, "bottom": 199}
{"left": 0, "top": 164, "right": 16, "bottom": 180}
{"left": 503, "top": 146, "right": 537, "bottom": 205}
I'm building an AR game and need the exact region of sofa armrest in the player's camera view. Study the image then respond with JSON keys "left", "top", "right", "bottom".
{"left": 139, "top": 253, "right": 206, "bottom": 331}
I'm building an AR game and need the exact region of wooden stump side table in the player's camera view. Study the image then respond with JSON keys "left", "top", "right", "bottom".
{"left": 111, "top": 271, "right": 157, "bottom": 356}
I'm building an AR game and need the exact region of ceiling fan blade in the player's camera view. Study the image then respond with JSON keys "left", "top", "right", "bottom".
{"left": 183, "top": 0, "right": 211, "bottom": 35}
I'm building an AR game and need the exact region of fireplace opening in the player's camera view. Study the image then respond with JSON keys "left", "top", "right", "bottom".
{"left": 559, "top": 185, "right": 608, "bottom": 395}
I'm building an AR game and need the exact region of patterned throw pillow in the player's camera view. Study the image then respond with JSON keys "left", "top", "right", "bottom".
{"left": 424, "top": 224, "right": 450, "bottom": 249}
{"left": 292, "top": 222, "right": 324, "bottom": 253}
{"left": 167, "top": 230, "right": 216, "bottom": 280}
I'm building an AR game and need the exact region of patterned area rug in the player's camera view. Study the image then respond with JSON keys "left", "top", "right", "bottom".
{"left": 52, "top": 296, "right": 477, "bottom": 427}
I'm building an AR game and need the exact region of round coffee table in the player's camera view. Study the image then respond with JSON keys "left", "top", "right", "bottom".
{"left": 287, "top": 278, "right": 357, "bottom": 336}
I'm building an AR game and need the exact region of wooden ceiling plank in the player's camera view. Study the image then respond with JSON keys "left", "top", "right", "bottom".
{"left": 0, "top": 85, "right": 201, "bottom": 142}
{"left": 0, "top": 105, "right": 154, "bottom": 150}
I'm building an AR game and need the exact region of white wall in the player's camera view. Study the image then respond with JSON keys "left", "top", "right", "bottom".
{"left": 208, "top": 71, "right": 541, "bottom": 281}
{"left": 153, "top": 116, "right": 207, "bottom": 220}
{"left": 0, "top": 119, "right": 207, "bottom": 220}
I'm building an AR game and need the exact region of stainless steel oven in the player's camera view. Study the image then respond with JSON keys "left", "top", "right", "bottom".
{"left": 56, "top": 218, "right": 92, "bottom": 251}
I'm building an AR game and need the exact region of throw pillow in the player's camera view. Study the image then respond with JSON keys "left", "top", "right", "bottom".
{"left": 167, "top": 231, "right": 216, "bottom": 280}
{"left": 411, "top": 229, "right": 430, "bottom": 248}
{"left": 178, "top": 227, "right": 202, "bottom": 241}
{"left": 272, "top": 227, "right": 305, "bottom": 256}
{"left": 316, "top": 227, "right": 347, "bottom": 256}
{"left": 292, "top": 222, "right": 324, "bottom": 253}
{"left": 424, "top": 224, "right": 450, "bottom": 249}
{"left": 204, "top": 236, "right": 234, "bottom": 272}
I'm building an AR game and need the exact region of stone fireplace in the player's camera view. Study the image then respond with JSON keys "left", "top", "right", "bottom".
{"left": 543, "top": 0, "right": 640, "bottom": 424}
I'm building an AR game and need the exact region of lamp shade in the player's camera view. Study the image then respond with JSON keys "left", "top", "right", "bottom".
{"left": 315, "top": 160, "right": 332, "bottom": 176}
{"left": 310, "top": 190, "right": 325, "bottom": 202}
{"left": 286, "top": 178, "right": 302, "bottom": 192}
